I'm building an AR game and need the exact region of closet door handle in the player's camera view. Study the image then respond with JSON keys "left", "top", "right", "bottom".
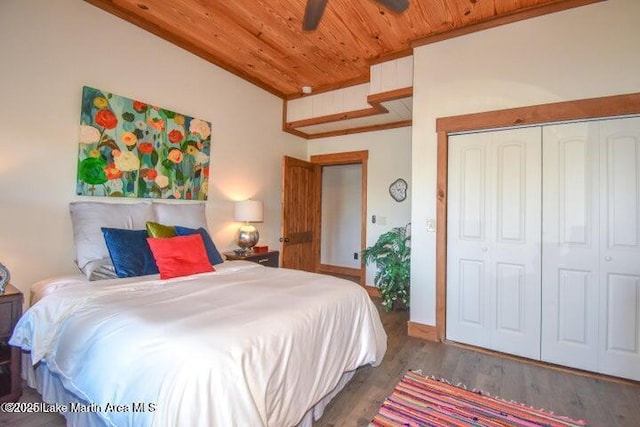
{"left": 604, "top": 256, "right": 612, "bottom": 262}
{"left": 481, "top": 247, "right": 488, "bottom": 252}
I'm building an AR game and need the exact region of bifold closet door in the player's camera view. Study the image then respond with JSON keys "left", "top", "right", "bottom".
{"left": 541, "top": 122, "right": 600, "bottom": 372}
{"left": 598, "top": 117, "right": 640, "bottom": 381}
{"left": 542, "top": 117, "right": 640, "bottom": 381}
{"left": 447, "top": 127, "right": 542, "bottom": 359}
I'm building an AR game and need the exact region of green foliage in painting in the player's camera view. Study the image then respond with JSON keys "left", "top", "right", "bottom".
{"left": 76, "top": 86, "right": 211, "bottom": 200}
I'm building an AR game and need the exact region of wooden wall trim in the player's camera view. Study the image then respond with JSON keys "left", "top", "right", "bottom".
{"left": 436, "top": 92, "right": 640, "bottom": 133}
{"left": 310, "top": 150, "right": 368, "bottom": 288}
{"left": 361, "top": 156, "right": 368, "bottom": 287}
{"left": 434, "top": 91, "right": 640, "bottom": 344}
{"left": 299, "top": 120, "right": 412, "bottom": 140}
{"left": 367, "top": 48, "right": 414, "bottom": 66}
{"left": 435, "top": 131, "right": 449, "bottom": 342}
{"left": 407, "top": 321, "right": 438, "bottom": 342}
{"left": 310, "top": 150, "right": 368, "bottom": 165}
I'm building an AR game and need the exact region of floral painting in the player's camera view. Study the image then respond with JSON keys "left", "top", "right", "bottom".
{"left": 77, "top": 86, "right": 211, "bottom": 200}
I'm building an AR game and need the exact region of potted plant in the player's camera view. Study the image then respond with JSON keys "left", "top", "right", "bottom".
{"left": 362, "top": 223, "right": 410, "bottom": 311}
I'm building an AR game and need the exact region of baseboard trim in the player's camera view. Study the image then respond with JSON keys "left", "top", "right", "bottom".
{"left": 407, "top": 321, "right": 438, "bottom": 342}
{"left": 364, "top": 285, "right": 380, "bottom": 298}
{"left": 319, "top": 264, "right": 361, "bottom": 278}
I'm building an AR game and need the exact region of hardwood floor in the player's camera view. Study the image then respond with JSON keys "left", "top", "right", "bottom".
{"left": 316, "top": 302, "right": 640, "bottom": 427}
{"left": 2, "top": 299, "right": 639, "bottom": 427}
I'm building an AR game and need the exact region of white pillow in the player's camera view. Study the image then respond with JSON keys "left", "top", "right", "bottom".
{"left": 69, "top": 201, "right": 155, "bottom": 272}
{"left": 153, "top": 202, "right": 208, "bottom": 230}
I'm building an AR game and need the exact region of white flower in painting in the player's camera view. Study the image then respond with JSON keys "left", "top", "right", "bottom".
{"left": 79, "top": 125, "right": 101, "bottom": 143}
{"left": 114, "top": 151, "right": 140, "bottom": 172}
{"left": 135, "top": 120, "right": 147, "bottom": 130}
{"left": 106, "top": 179, "right": 123, "bottom": 193}
{"left": 189, "top": 119, "right": 211, "bottom": 140}
{"left": 155, "top": 174, "right": 169, "bottom": 189}
{"left": 193, "top": 150, "right": 209, "bottom": 164}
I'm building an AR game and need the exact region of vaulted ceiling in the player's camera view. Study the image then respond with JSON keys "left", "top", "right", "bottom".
{"left": 84, "top": 0, "right": 601, "bottom": 100}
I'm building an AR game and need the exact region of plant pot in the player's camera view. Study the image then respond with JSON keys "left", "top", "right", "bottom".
{"left": 392, "top": 299, "right": 407, "bottom": 311}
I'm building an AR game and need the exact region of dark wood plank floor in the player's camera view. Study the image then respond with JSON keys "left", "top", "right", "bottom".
{"left": 2, "top": 299, "right": 639, "bottom": 427}
{"left": 316, "top": 302, "right": 640, "bottom": 427}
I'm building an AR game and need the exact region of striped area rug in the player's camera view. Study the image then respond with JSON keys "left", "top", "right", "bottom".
{"left": 370, "top": 371, "right": 588, "bottom": 427}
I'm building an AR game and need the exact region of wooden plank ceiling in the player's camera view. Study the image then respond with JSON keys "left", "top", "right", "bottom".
{"left": 84, "top": 0, "right": 601, "bottom": 100}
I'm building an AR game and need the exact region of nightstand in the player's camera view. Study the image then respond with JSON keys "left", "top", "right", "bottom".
{"left": 224, "top": 250, "right": 279, "bottom": 268}
{"left": 0, "top": 284, "right": 23, "bottom": 403}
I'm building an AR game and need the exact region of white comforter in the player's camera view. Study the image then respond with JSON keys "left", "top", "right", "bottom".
{"left": 10, "top": 262, "right": 387, "bottom": 427}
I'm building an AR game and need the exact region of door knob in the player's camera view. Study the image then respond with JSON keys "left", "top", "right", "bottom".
{"left": 279, "top": 237, "right": 290, "bottom": 243}
{"left": 604, "top": 256, "right": 612, "bottom": 262}
{"left": 481, "top": 247, "right": 488, "bottom": 252}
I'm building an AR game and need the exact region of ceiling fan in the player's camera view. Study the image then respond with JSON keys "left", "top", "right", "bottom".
{"left": 303, "top": 0, "right": 409, "bottom": 31}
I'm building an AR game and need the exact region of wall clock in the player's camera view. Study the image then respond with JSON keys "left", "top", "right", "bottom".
{"left": 389, "top": 178, "right": 408, "bottom": 202}
{"left": 0, "top": 262, "right": 9, "bottom": 294}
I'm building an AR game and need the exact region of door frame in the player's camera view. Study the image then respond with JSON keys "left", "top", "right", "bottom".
{"left": 433, "top": 92, "right": 640, "bottom": 342}
{"left": 310, "top": 150, "right": 368, "bottom": 288}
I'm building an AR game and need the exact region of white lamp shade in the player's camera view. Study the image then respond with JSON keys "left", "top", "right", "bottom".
{"left": 234, "top": 200, "right": 264, "bottom": 222}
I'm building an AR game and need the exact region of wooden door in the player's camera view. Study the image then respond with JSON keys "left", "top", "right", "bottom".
{"left": 447, "top": 127, "right": 542, "bottom": 359}
{"left": 281, "top": 156, "right": 321, "bottom": 272}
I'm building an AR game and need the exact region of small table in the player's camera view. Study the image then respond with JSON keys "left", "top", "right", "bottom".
{"left": 0, "top": 284, "right": 23, "bottom": 403}
{"left": 224, "top": 250, "right": 279, "bottom": 268}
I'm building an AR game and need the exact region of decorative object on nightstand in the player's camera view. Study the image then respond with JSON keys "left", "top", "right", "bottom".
{"left": 389, "top": 178, "right": 408, "bottom": 202}
{"left": 224, "top": 250, "right": 279, "bottom": 268}
{"left": 0, "top": 284, "right": 23, "bottom": 402}
{"left": 234, "top": 199, "right": 264, "bottom": 254}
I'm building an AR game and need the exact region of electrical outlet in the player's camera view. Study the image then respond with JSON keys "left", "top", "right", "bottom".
{"left": 353, "top": 252, "right": 358, "bottom": 260}
{"left": 426, "top": 218, "right": 436, "bottom": 232}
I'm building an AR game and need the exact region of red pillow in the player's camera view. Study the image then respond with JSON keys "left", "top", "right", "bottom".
{"left": 147, "top": 234, "right": 214, "bottom": 279}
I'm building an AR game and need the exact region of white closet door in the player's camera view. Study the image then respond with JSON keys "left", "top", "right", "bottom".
{"left": 447, "top": 128, "right": 542, "bottom": 359}
{"left": 541, "top": 122, "right": 600, "bottom": 371}
{"left": 447, "top": 133, "right": 490, "bottom": 348}
{"left": 598, "top": 117, "right": 640, "bottom": 381}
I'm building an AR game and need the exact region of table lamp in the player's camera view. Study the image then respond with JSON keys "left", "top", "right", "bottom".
{"left": 234, "top": 200, "right": 263, "bottom": 253}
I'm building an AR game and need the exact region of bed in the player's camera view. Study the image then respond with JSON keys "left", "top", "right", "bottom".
{"left": 8, "top": 201, "right": 387, "bottom": 426}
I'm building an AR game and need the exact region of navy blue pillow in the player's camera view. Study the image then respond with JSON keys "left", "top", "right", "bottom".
{"left": 174, "top": 226, "right": 224, "bottom": 265}
{"left": 101, "top": 228, "right": 159, "bottom": 278}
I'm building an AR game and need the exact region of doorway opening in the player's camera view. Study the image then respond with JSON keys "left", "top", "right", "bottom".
{"left": 310, "top": 151, "right": 368, "bottom": 287}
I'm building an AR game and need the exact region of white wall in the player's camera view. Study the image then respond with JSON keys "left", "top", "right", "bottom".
{"left": 0, "top": 0, "right": 305, "bottom": 300}
{"left": 321, "top": 164, "right": 362, "bottom": 268}
{"left": 410, "top": 0, "right": 640, "bottom": 325}
{"left": 308, "top": 127, "right": 412, "bottom": 285}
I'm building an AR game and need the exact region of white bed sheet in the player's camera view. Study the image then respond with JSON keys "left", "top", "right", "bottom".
{"left": 11, "top": 261, "right": 387, "bottom": 427}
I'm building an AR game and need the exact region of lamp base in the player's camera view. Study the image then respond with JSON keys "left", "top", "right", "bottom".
{"left": 235, "top": 224, "right": 259, "bottom": 252}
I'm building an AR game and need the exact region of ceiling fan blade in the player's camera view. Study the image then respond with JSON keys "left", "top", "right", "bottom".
{"left": 303, "top": 0, "right": 328, "bottom": 31}
{"left": 375, "top": 0, "right": 409, "bottom": 13}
